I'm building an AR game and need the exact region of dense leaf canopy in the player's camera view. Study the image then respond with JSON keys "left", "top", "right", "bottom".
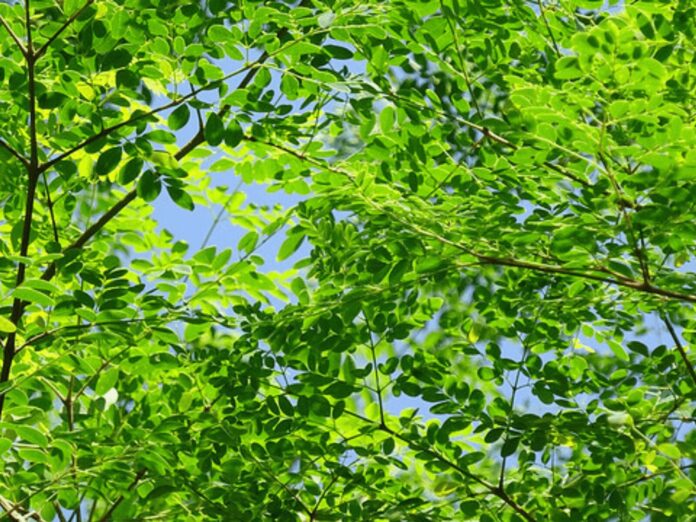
{"left": 0, "top": 0, "right": 695, "bottom": 520}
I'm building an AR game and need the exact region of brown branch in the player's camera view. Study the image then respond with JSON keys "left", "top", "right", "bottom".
{"left": 96, "top": 469, "right": 146, "bottom": 522}
{"left": 662, "top": 314, "right": 696, "bottom": 388}
{"left": 249, "top": 137, "right": 696, "bottom": 304}
{"left": 38, "top": 57, "right": 265, "bottom": 174}
{"left": 344, "top": 409, "right": 536, "bottom": 522}
{"left": 0, "top": 14, "right": 27, "bottom": 57}
{"left": 0, "top": 138, "right": 29, "bottom": 167}
{"left": 0, "top": 4, "right": 39, "bottom": 421}
{"left": 0, "top": 494, "right": 47, "bottom": 522}
{"left": 42, "top": 172, "right": 60, "bottom": 244}
{"left": 34, "top": 0, "right": 94, "bottom": 60}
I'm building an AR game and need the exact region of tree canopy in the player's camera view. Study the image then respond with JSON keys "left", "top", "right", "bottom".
{"left": 0, "top": 0, "right": 695, "bottom": 520}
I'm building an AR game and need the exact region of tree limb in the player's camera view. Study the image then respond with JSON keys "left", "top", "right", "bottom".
{"left": 34, "top": 0, "right": 94, "bottom": 60}
{"left": 96, "top": 469, "right": 146, "bottom": 522}
{"left": 0, "top": 14, "right": 27, "bottom": 57}
{"left": 0, "top": 138, "right": 29, "bottom": 167}
{"left": 662, "top": 314, "right": 696, "bottom": 388}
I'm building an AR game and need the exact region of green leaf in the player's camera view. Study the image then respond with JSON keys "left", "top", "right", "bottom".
{"left": 555, "top": 56, "right": 583, "bottom": 80}
{"left": 119, "top": 158, "right": 144, "bottom": 185}
{"left": 0, "top": 317, "right": 16, "bottom": 333}
{"left": 168, "top": 104, "right": 191, "bottom": 131}
{"left": 166, "top": 186, "right": 194, "bottom": 211}
{"left": 380, "top": 105, "right": 395, "bottom": 133}
{"left": 95, "top": 147, "right": 122, "bottom": 176}
{"left": 224, "top": 120, "right": 244, "bottom": 148}
{"left": 608, "top": 340, "right": 629, "bottom": 362}
{"left": 137, "top": 170, "right": 161, "bottom": 202}
{"left": 205, "top": 113, "right": 224, "bottom": 146}
{"left": 13, "top": 287, "right": 55, "bottom": 307}
{"left": 317, "top": 12, "right": 335, "bottom": 28}
{"left": 324, "top": 382, "right": 355, "bottom": 399}
{"left": 14, "top": 426, "right": 48, "bottom": 447}
{"left": 281, "top": 74, "right": 299, "bottom": 100}
{"left": 95, "top": 368, "right": 119, "bottom": 395}
{"left": 277, "top": 230, "right": 305, "bottom": 261}
{"left": 238, "top": 231, "right": 258, "bottom": 254}
{"left": 658, "top": 443, "right": 680, "bottom": 459}
{"left": 324, "top": 44, "right": 353, "bottom": 60}
{"left": 22, "top": 279, "right": 59, "bottom": 293}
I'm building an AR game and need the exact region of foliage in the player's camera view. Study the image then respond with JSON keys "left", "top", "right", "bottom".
{"left": 0, "top": 0, "right": 695, "bottom": 520}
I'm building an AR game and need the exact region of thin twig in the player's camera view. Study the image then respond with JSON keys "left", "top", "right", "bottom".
{"left": 363, "top": 313, "right": 386, "bottom": 427}
{"left": 42, "top": 172, "right": 60, "bottom": 244}
{"left": 0, "top": 138, "right": 29, "bottom": 166}
{"left": 34, "top": 0, "right": 95, "bottom": 60}
{"left": 248, "top": 136, "right": 696, "bottom": 304}
{"left": 439, "top": 0, "right": 483, "bottom": 119}
{"left": 662, "top": 314, "right": 696, "bottom": 388}
{"left": 96, "top": 469, "right": 146, "bottom": 522}
{"left": 535, "top": 0, "right": 560, "bottom": 55}
{"left": 0, "top": 14, "right": 27, "bottom": 57}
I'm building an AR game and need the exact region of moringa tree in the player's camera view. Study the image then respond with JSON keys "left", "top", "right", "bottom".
{"left": 0, "top": 0, "right": 695, "bottom": 520}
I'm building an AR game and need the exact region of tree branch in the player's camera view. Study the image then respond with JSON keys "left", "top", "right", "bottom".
{"left": 40, "top": 49, "right": 273, "bottom": 284}
{"left": 344, "top": 409, "right": 536, "bottom": 521}
{"left": 96, "top": 469, "right": 146, "bottom": 522}
{"left": 249, "top": 136, "right": 696, "bottom": 305}
{"left": 0, "top": 14, "right": 27, "bottom": 57}
{"left": 662, "top": 314, "right": 696, "bottom": 388}
{"left": 38, "top": 46, "right": 275, "bottom": 174}
{"left": 0, "top": 494, "right": 46, "bottom": 522}
{"left": 34, "top": 0, "right": 94, "bottom": 60}
{"left": 42, "top": 172, "right": 60, "bottom": 244}
{"left": 0, "top": 1, "right": 39, "bottom": 421}
{"left": 0, "top": 138, "right": 29, "bottom": 167}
